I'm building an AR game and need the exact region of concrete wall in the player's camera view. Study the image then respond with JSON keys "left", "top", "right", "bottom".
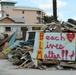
{"left": 0, "top": 25, "right": 5, "bottom": 33}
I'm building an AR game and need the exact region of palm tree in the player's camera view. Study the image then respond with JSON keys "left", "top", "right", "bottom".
{"left": 53, "top": 0, "right": 57, "bottom": 21}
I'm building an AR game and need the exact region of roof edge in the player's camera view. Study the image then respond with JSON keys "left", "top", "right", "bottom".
{"left": 0, "top": 1, "right": 17, "bottom": 4}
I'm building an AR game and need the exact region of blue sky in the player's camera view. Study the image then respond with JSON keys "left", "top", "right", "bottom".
{"left": 1, "top": 0, "right": 76, "bottom": 21}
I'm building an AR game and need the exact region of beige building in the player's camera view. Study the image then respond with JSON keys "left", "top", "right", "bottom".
{"left": 0, "top": 0, "right": 45, "bottom": 24}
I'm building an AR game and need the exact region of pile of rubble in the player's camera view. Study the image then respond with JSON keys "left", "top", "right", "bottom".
{"left": 0, "top": 21, "right": 76, "bottom": 70}
{"left": 41, "top": 21, "right": 76, "bottom": 32}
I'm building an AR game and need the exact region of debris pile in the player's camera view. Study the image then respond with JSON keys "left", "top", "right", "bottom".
{"left": 41, "top": 22, "right": 76, "bottom": 32}
{"left": 0, "top": 21, "right": 76, "bottom": 70}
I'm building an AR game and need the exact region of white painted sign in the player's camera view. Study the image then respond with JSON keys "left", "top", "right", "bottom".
{"left": 32, "top": 32, "right": 76, "bottom": 60}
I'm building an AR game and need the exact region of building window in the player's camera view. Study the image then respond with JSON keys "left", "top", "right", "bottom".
{"left": 6, "top": 14, "right": 9, "bottom": 17}
{"left": 37, "top": 11, "right": 41, "bottom": 15}
{"left": 5, "top": 27, "right": 11, "bottom": 31}
{"left": 22, "top": 17, "right": 24, "bottom": 18}
{"left": 36, "top": 17, "right": 40, "bottom": 20}
{"left": 22, "top": 11, "right": 24, "bottom": 14}
{"left": 28, "top": 32, "right": 35, "bottom": 40}
{"left": 32, "top": 27, "right": 41, "bottom": 30}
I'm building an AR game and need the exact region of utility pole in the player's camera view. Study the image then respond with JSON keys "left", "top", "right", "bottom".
{"left": 53, "top": 0, "right": 57, "bottom": 21}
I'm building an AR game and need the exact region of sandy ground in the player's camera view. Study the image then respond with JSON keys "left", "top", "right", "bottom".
{"left": 0, "top": 59, "right": 76, "bottom": 75}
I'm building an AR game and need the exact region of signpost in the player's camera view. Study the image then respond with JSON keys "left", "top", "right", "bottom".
{"left": 32, "top": 32, "right": 76, "bottom": 61}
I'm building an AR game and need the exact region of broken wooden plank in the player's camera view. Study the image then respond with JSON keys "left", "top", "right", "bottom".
{"left": 24, "top": 62, "right": 33, "bottom": 68}
{"left": 23, "top": 46, "right": 33, "bottom": 49}
{"left": 16, "top": 59, "right": 29, "bottom": 69}
{"left": 0, "top": 33, "right": 13, "bottom": 46}
{"left": 0, "top": 52, "right": 8, "bottom": 59}
{"left": 2, "top": 41, "right": 20, "bottom": 55}
{"left": 9, "top": 48, "right": 33, "bottom": 54}
{"left": 60, "top": 62, "right": 76, "bottom": 68}
{"left": 3, "top": 42, "right": 9, "bottom": 51}
{"left": 42, "top": 60, "right": 60, "bottom": 65}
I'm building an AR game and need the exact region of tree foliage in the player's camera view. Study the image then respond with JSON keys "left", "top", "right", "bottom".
{"left": 43, "top": 15, "right": 55, "bottom": 23}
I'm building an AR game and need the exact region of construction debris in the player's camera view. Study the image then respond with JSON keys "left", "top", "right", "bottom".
{"left": 0, "top": 21, "right": 76, "bottom": 70}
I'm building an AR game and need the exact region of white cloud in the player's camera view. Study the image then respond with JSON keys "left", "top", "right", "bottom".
{"left": 57, "top": 0, "right": 67, "bottom": 8}
{"left": 31, "top": 0, "right": 67, "bottom": 16}
{"left": 39, "top": 4, "right": 51, "bottom": 10}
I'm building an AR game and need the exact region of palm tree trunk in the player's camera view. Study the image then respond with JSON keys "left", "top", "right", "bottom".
{"left": 53, "top": 0, "right": 57, "bottom": 21}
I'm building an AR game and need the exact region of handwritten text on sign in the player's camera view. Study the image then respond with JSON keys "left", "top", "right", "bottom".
{"left": 32, "top": 32, "right": 75, "bottom": 60}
